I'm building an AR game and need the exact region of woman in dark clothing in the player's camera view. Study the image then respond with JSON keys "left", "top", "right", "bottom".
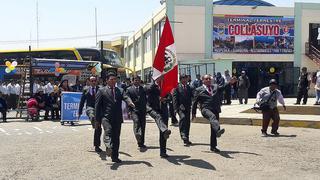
{"left": 0, "top": 92, "right": 8, "bottom": 122}
{"left": 45, "top": 91, "right": 59, "bottom": 120}
{"left": 34, "top": 88, "right": 47, "bottom": 119}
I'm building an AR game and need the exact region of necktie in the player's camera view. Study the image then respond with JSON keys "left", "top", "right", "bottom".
{"left": 92, "top": 87, "right": 95, "bottom": 96}
{"left": 207, "top": 85, "right": 212, "bottom": 96}
{"left": 111, "top": 87, "right": 115, "bottom": 101}
{"left": 183, "top": 85, "right": 187, "bottom": 96}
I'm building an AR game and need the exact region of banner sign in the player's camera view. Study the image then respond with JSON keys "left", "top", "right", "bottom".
{"left": 213, "top": 15, "right": 294, "bottom": 54}
{"left": 61, "top": 92, "right": 89, "bottom": 122}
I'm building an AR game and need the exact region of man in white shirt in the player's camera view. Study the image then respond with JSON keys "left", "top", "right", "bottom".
{"left": 256, "top": 79, "right": 286, "bottom": 137}
{"left": 14, "top": 82, "right": 21, "bottom": 109}
{"left": 45, "top": 79, "right": 54, "bottom": 95}
{"left": 33, "top": 80, "right": 41, "bottom": 95}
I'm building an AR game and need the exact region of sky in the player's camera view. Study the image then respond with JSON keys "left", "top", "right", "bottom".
{"left": 0, "top": 0, "right": 319, "bottom": 50}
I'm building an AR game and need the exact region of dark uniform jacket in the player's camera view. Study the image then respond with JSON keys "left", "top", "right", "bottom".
{"left": 192, "top": 84, "right": 229, "bottom": 115}
{"left": 95, "top": 86, "right": 132, "bottom": 124}
{"left": 172, "top": 83, "right": 192, "bottom": 112}
{"left": 79, "top": 86, "right": 99, "bottom": 114}
{"left": 145, "top": 83, "right": 170, "bottom": 113}
{"left": 126, "top": 85, "right": 147, "bottom": 113}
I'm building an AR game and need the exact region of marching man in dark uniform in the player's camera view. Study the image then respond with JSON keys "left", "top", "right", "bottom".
{"left": 192, "top": 74, "right": 237, "bottom": 153}
{"left": 78, "top": 76, "right": 102, "bottom": 152}
{"left": 145, "top": 78, "right": 172, "bottom": 158}
{"left": 126, "top": 76, "right": 147, "bottom": 149}
{"left": 95, "top": 73, "right": 135, "bottom": 163}
{"left": 172, "top": 74, "right": 193, "bottom": 146}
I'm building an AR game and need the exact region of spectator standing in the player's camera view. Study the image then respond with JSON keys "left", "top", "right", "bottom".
{"left": 295, "top": 67, "right": 311, "bottom": 105}
{"left": 223, "top": 69, "right": 232, "bottom": 105}
{"left": 314, "top": 71, "right": 320, "bottom": 105}
{"left": 238, "top": 71, "right": 250, "bottom": 104}
{"left": 0, "top": 92, "right": 8, "bottom": 122}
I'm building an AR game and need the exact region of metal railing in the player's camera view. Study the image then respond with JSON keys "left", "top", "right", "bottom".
{"left": 305, "top": 42, "right": 320, "bottom": 66}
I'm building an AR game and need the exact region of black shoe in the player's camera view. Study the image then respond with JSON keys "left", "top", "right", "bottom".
{"left": 261, "top": 132, "right": 269, "bottom": 137}
{"left": 105, "top": 147, "right": 112, "bottom": 157}
{"left": 216, "top": 128, "right": 225, "bottom": 138}
{"left": 163, "top": 130, "right": 171, "bottom": 140}
{"left": 294, "top": 103, "right": 300, "bottom": 105}
{"left": 95, "top": 146, "right": 103, "bottom": 153}
{"left": 302, "top": 103, "right": 307, "bottom": 105}
{"left": 160, "top": 153, "right": 169, "bottom": 158}
{"left": 183, "top": 140, "right": 192, "bottom": 146}
{"left": 112, "top": 158, "right": 122, "bottom": 163}
{"left": 271, "top": 131, "right": 280, "bottom": 136}
{"left": 210, "top": 147, "right": 220, "bottom": 153}
{"left": 70, "top": 122, "right": 75, "bottom": 126}
{"left": 138, "top": 144, "right": 147, "bottom": 148}
{"left": 171, "top": 120, "right": 179, "bottom": 126}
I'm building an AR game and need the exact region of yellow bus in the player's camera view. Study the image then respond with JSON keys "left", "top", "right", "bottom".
{"left": 0, "top": 47, "right": 133, "bottom": 80}
{"left": 0, "top": 48, "right": 82, "bottom": 62}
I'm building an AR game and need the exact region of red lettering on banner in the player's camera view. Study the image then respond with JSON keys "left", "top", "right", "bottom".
{"left": 228, "top": 24, "right": 234, "bottom": 35}
{"left": 227, "top": 24, "right": 280, "bottom": 36}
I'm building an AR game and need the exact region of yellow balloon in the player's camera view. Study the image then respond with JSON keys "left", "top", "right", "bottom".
{"left": 9, "top": 65, "right": 15, "bottom": 70}
{"left": 5, "top": 61, "right": 11, "bottom": 67}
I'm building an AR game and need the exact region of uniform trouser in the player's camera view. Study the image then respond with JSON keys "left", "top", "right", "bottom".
{"left": 148, "top": 110, "right": 168, "bottom": 133}
{"left": 86, "top": 107, "right": 102, "bottom": 147}
{"left": 131, "top": 110, "right": 146, "bottom": 146}
{"left": 1, "top": 109, "right": 6, "bottom": 122}
{"left": 201, "top": 109, "right": 220, "bottom": 148}
{"left": 169, "top": 102, "right": 178, "bottom": 124}
{"left": 296, "top": 88, "right": 308, "bottom": 104}
{"left": 148, "top": 109, "right": 169, "bottom": 154}
{"left": 102, "top": 119, "right": 121, "bottom": 160}
{"left": 262, "top": 108, "right": 280, "bottom": 133}
{"left": 224, "top": 85, "right": 232, "bottom": 104}
{"left": 238, "top": 89, "right": 248, "bottom": 104}
{"left": 178, "top": 109, "right": 191, "bottom": 140}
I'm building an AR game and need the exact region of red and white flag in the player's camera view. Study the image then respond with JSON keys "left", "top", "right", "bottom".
{"left": 152, "top": 16, "right": 178, "bottom": 97}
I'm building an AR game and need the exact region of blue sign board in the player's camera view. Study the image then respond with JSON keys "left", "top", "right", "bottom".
{"left": 61, "top": 92, "right": 89, "bottom": 122}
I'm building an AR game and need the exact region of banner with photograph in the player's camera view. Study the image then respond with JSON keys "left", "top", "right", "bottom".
{"left": 213, "top": 15, "right": 294, "bottom": 54}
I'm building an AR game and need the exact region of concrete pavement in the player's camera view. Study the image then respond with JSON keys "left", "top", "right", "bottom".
{"left": 0, "top": 120, "right": 319, "bottom": 179}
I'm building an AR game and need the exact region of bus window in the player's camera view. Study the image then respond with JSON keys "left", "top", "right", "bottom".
{"left": 56, "top": 51, "right": 78, "bottom": 60}
{"left": 77, "top": 49, "right": 101, "bottom": 61}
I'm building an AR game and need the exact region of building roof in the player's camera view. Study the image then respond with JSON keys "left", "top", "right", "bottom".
{"left": 213, "top": 0, "right": 274, "bottom": 6}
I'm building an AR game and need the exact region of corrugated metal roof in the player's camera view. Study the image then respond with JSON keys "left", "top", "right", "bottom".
{"left": 213, "top": 0, "right": 274, "bottom": 6}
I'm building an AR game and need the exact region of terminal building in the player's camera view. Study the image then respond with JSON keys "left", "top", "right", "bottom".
{"left": 122, "top": 0, "right": 320, "bottom": 97}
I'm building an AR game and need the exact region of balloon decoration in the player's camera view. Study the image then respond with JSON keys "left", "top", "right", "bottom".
{"left": 54, "top": 62, "right": 66, "bottom": 76}
{"left": 5, "top": 61, "right": 18, "bottom": 74}
{"left": 91, "top": 63, "right": 102, "bottom": 75}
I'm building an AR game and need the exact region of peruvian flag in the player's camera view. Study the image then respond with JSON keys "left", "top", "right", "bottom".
{"left": 152, "top": 16, "right": 178, "bottom": 97}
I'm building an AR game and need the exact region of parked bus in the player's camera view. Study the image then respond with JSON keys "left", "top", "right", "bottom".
{"left": 0, "top": 48, "right": 82, "bottom": 63}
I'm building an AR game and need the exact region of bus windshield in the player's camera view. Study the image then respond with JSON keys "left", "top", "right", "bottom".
{"left": 103, "top": 50, "right": 122, "bottom": 66}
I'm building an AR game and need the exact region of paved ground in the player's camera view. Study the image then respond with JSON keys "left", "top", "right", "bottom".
{"left": 0, "top": 120, "right": 319, "bottom": 180}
